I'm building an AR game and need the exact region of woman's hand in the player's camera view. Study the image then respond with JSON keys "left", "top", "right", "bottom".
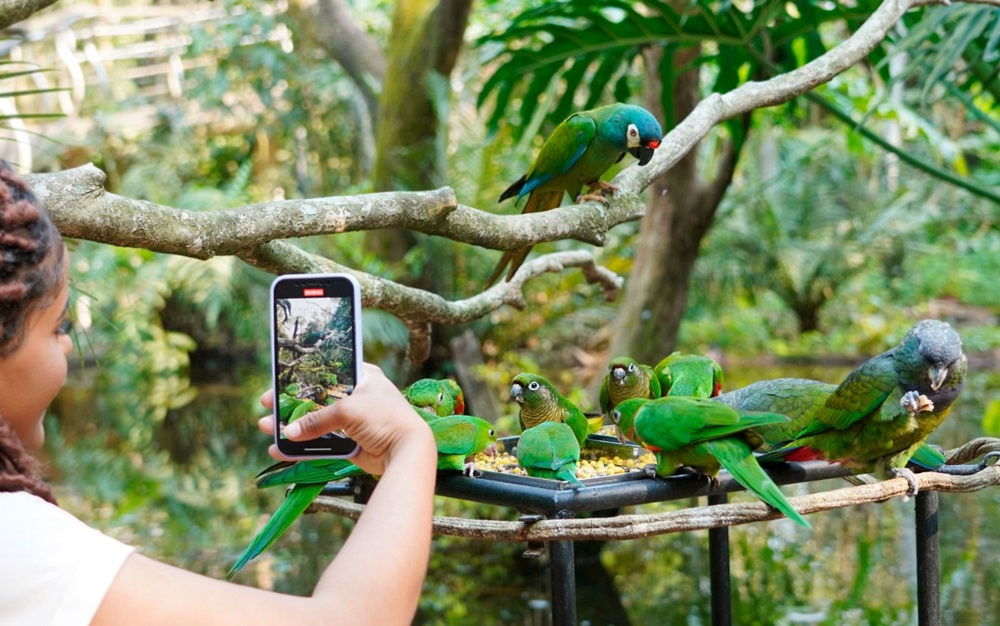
{"left": 258, "top": 363, "right": 432, "bottom": 475}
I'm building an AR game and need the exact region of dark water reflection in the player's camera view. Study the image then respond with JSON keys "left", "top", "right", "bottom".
{"left": 46, "top": 361, "right": 1000, "bottom": 626}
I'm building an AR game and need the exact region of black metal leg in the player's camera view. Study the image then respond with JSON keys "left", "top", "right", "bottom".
{"left": 549, "top": 540, "right": 577, "bottom": 626}
{"left": 916, "top": 491, "right": 941, "bottom": 626}
{"left": 708, "top": 493, "right": 732, "bottom": 626}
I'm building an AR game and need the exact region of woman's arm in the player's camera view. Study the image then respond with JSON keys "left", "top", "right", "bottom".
{"left": 92, "top": 364, "right": 437, "bottom": 626}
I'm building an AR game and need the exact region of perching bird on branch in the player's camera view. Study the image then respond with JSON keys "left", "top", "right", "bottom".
{"left": 611, "top": 396, "right": 810, "bottom": 528}
{"left": 754, "top": 319, "right": 966, "bottom": 482}
{"left": 487, "top": 103, "right": 663, "bottom": 285}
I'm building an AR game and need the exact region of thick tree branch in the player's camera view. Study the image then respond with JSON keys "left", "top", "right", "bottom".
{"left": 24, "top": 165, "right": 628, "bottom": 258}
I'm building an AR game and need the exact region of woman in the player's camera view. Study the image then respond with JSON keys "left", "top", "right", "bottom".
{"left": 0, "top": 163, "right": 437, "bottom": 625}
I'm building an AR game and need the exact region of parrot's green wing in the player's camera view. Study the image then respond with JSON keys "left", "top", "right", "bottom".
{"left": 227, "top": 482, "right": 325, "bottom": 579}
{"left": 643, "top": 364, "right": 662, "bottom": 397}
{"left": 517, "top": 422, "right": 584, "bottom": 487}
{"left": 636, "top": 397, "right": 789, "bottom": 451}
{"left": 799, "top": 354, "right": 898, "bottom": 436}
{"left": 431, "top": 417, "right": 480, "bottom": 456}
{"left": 703, "top": 438, "right": 810, "bottom": 528}
{"left": 518, "top": 113, "right": 597, "bottom": 197}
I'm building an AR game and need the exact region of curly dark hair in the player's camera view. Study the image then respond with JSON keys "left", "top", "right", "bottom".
{"left": 0, "top": 162, "right": 62, "bottom": 505}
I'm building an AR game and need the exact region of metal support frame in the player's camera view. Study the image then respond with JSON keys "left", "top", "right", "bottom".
{"left": 320, "top": 444, "right": 986, "bottom": 626}
{"left": 708, "top": 493, "right": 732, "bottom": 626}
{"left": 915, "top": 491, "right": 941, "bottom": 626}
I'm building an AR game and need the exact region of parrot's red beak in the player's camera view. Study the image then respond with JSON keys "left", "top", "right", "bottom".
{"left": 646, "top": 139, "right": 660, "bottom": 149}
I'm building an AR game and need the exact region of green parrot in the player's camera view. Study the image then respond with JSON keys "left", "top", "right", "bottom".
{"left": 487, "top": 103, "right": 663, "bottom": 285}
{"left": 654, "top": 352, "right": 724, "bottom": 398}
{"left": 510, "top": 373, "right": 602, "bottom": 447}
{"left": 402, "top": 378, "right": 462, "bottom": 418}
{"left": 610, "top": 397, "right": 810, "bottom": 528}
{"left": 516, "top": 421, "right": 585, "bottom": 487}
{"left": 425, "top": 414, "right": 499, "bottom": 474}
{"left": 754, "top": 319, "right": 966, "bottom": 479}
{"left": 599, "top": 356, "right": 661, "bottom": 416}
{"left": 714, "top": 378, "right": 949, "bottom": 470}
{"left": 228, "top": 415, "right": 497, "bottom": 578}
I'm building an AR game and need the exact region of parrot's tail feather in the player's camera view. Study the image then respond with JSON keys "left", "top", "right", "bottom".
{"left": 707, "top": 439, "right": 811, "bottom": 529}
{"left": 499, "top": 175, "right": 527, "bottom": 203}
{"left": 226, "top": 483, "right": 325, "bottom": 580}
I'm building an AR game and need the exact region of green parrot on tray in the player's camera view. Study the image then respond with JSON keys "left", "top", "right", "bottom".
{"left": 228, "top": 415, "right": 497, "bottom": 579}
{"left": 516, "top": 421, "right": 585, "bottom": 487}
{"left": 511, "top": 373, "right": 603, "bottom": 448}
{"left": 654, "top": 352, "right": 724, "bottom": 398}
{"left": 752, "top": 319, "right": 967, "bottom": 480}
{"left": 599, "top": 356, "right": 661, "bottom": 416}
{"left": 487, "top": 103, "right": 663, "bottom": 285}
{"left": 610, "top": 396, "right": 810, "bottom": 528}
{"left": 402, "top": 378, "right": 464, "bottom": 418}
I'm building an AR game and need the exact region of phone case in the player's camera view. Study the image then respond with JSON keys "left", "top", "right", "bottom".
{"left": 270, "top": 273, "right": 363, "bottom": 458}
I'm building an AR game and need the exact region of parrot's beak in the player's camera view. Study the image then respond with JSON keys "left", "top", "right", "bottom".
{"left": 483, "top": 443, "right": 498, "bottom": 458}
{"left": 615, "top": 427, "right": 627, "bottom": 446}
{"left": 611, "top": 366, "right": 626, "bottom": 384}
{"left": 629, "top": 139, "right": 660, "bottom": 166}
{"left": 510, "top": 383, "right": 524, "bottom": 404}
{"left": 928, "top": 366, "right": 949, "bottom": 391}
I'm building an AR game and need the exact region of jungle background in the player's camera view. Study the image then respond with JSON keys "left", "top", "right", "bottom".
{"left": 1, "top": 0, "right": 998, "bottom": 623}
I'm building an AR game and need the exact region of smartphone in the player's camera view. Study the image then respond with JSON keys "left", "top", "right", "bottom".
{"left": 270, "top": 273, "right": 363, "bottom": 458}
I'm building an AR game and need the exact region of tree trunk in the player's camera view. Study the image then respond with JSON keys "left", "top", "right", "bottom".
{"left": 606, "top": 45, "right": 744, "bottom": 365}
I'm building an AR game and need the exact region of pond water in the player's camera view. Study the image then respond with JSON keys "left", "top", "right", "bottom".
{"left": 44, "top": 359, "right": 1000, "bottom": 626}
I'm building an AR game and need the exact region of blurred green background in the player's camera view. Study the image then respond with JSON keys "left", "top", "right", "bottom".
{"left": 1, "top": 0, "right": 995, "bottom": 623}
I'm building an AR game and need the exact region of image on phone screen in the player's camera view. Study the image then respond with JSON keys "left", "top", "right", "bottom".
{"left": 273, "top": 284, "right": 357, "bottom": 449}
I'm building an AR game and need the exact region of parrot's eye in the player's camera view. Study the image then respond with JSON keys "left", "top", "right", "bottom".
{"left": 489, "top": 429, "right": 496, "bottom": 438}
{"left": 627, "top": 363, "right": 636, "bottom": 372}
{"left": 528, "top": 381, "right": 540, "bottom": 391}
{"left": 437, "top": 392, "right": 444, "bottom": 403}
{"left": 611, "top": 410, "right": 620, "bottom": 424}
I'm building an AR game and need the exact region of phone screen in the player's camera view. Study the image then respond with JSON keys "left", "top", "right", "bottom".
{"left": 271, "top": 274, "right": 361, "bottom": 457}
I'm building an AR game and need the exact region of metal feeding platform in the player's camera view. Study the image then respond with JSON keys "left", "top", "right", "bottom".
{"left": 319, "top": 434, "right": 998, "bottom": 626}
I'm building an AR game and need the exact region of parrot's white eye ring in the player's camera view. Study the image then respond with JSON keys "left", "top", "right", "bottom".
{"left": 627, "top": 363, "right": 636, "bottom": 372}
{"left": 626, "top": 123, "right": 640, "bottom": 148}
{"left": 528, "top": 381, "right": 540, "bottom": 391}
{"left": 611, "top": 410, "right": 620, "bottom": 424}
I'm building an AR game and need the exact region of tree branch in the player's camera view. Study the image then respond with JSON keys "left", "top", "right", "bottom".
{"left": 16, "top": 0, "right": 996, "bottom": 364}
{"left": 0, "top": 0, "right": 59, "bottom": 30}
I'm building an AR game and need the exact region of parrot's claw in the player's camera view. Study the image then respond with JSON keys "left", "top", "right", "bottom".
{"left": 577, "top": 192, "right": 610, "bottom": 205}
{"left": 462, "top": 462, "right": 481, "bottom": 478}
{"left": 891, "top": 467, "right": 920, "bottom": 497}
{"left": 901, "top": 391, "right": 934, "bottom": 414}
{"left": 586, "top": 180, "right": 620, "bottom": 195}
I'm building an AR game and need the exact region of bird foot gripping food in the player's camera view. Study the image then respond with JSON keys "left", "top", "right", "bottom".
{"left": 901, "top": 390, "right": 935, "bottom": 415}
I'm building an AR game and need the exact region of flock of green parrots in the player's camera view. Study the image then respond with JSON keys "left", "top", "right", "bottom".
{"left": 227, "top": 104, "right": 966, "bottom": 578}
{"left": 229, "top": 318, "right": 966, "bottom": 577}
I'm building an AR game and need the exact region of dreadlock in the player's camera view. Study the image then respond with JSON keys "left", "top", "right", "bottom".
{"left": 0, "top": 162, "right": 63, "bottom": 505}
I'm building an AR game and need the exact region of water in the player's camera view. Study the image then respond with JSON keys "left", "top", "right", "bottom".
{"left": 44, "top": 361, "right": 1000, "bottom": 625}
